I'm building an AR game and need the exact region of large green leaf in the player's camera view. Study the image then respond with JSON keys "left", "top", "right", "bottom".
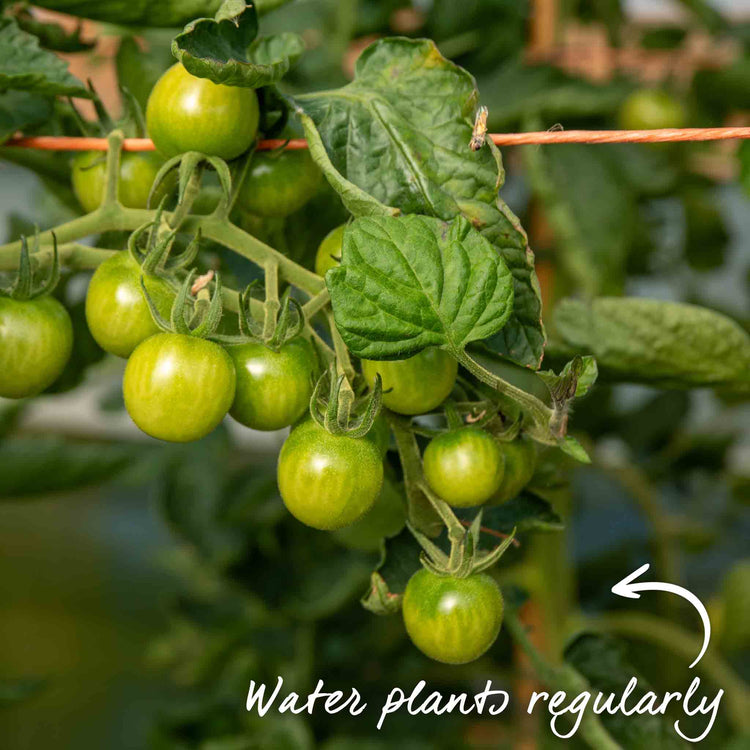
{"left": 478, "top": 493, "right": 564, "bottom": 534}
{"left": 327, "top": 214, "right": 514, "bottom": 359}
{"left": 0, "top": 18, "right": 89, "bottom": 98}
{"left": 172, "top": 3, "right": 304, "bottom": 87}
{"left": 0, "top": 90, "right": 53, "bottom": 143}
{"left": 296, "top": 38, "right": 544, "bottom": 367}
{"left": 553, "top": 297, "right": 750, "bottom": 392}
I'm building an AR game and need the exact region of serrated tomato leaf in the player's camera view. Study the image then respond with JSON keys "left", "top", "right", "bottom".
{"left": 172, "top": 3, "right": 304, "bottom": 88}
{"left": 553, "top": 297, "right": 750, "bottom": 392}
{"left": 0, "top": 90, "right": 53, "bottom": 143}
{"left": 473, "top": 493, "right": 564, "bottom": 535}
{"left": 0, "top": 18, "right": 89, "bottom": 97}
{"left": 327, "top": 214, "right": 514, "bottom": 359}
{"left": 296, "top": 37, "right": 544, "bottom": 367}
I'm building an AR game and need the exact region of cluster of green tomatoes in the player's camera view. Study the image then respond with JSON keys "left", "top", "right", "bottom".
{"left": 0, "top": 61, "right": 541, "bottom": 666}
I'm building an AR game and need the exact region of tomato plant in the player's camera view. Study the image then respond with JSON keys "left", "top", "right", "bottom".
{"left": 423, "top": 427, "right": 504, "bottom": 507}
{"left": 146, "top": 63, "right": 259, "bottom": 160}
{"left": 402, "top": 568, "right": 504, "bottom": 664}
{"left": 277, "top": 418, "right": 384, "bottom": 530}
{"left": 0, "top": 1, "right": 748, "bottom": 746}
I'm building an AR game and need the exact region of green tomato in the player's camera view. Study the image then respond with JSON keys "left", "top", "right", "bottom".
{"left": 277, "top": 419, "right": 383, "bottom": 530}
{"left": 423, "top": 427, "right": 504, "bottom": 508}
{"left": 71, "top": 150, "right": 171, "bottom": 213}
{"left": 85, "top": 251, "right": 175, "bottom": 358}
{"left": 315, "top": 224, "right": 345, "bottom": 276}
{"left": 146, "top": 63, "right": 259, "bottom": 160}
{"left": 123, "top": 333, "right": 236, "bottom": 442}
{"left": 488, "top": 437, "right": 537, "bottom": 504}
{"left": 333, "top": 476, "right": 406, "bottom": 551}
{"left": 228, "top": 337, "right": 317, "bottom": 432}
{"left": 618, "top": 89, "right": 687, "bottom": 131}
{"left": 402, "top": 568, "right": 504, "bottom": 664}
{"left": 0, "top": 295, "right": 73, "bottom": 398}
{"left": 361, "top": 348, "right": 457, "bottom": 416}
{"left": 238, "top": 149, "right": 321, "bottom": 218}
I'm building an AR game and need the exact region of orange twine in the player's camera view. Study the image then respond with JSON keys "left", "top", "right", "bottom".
{"left": 3, "top": 128, "right": 750, "bottom": 152}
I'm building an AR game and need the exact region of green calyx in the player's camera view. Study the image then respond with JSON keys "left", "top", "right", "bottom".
{"left": 0, "top": 232, "right": 61, "bottom": 301}
{"left": 409, "top": 514, "right": 517, "bottom": 579}
{"left": 310, "top": 364, "right": 383, "bottom": 438}
{"left": 128, "top": 210, "right": 200, "bottom": 277}
{"left": 68, "top": 81, "right": 146, "bottom": 139}
{"left": 236, "top": 283, "right": 304, "bottom": 350}
{"left": 142, "top": 267, "right": 225, "bottom": 339}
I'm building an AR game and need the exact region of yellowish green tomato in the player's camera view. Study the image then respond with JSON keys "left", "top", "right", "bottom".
{"left": 228, "top": 337, "right": 317, "bottom": 432}
{"left": 361, "top": 348, "right": 457, "bottom": 416}
{"left": 123, "top": 333, "right": 236, "bottom": 442}
{"left": 237, "top": 149, "right": 321, "bottom": 218}
{"left": 423, "top": 427, "right": 504, "bottom": 508}
{"left": 85, "top": 251, "right": 175, "bottom": 358}
{"left": 488, "top": 437, "right": 537, "bottom": 504}
{"left": 402, "top": 568, "right": 504, "bottom": 664}
{"left": 277, "top": 419, "right": 383, "bottom": 530}
{"left": 333, "top": 476, "right": 406, "bottom": 551}
{"left": 618, "top": 89, "right": 687, "bottom": 131}
{"left": 71, "top": 151, "right": 172, "bottom": 212}
{"left": 0, "top": 296, "right": 73, "bottom": 398}
{"left": 315, "top": 224, "right": 346, "bottom": 277}
{"left": 146, "top": 63, "right": 259, "bottom": 160}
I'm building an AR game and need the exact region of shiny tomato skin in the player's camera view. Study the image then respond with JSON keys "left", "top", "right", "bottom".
{"left": 314, "top": 224, "right": 345, "bottom": 276}
{"left": 361, "top": 348, "right": 457, "bottom": 416}
{"left": 332, "top": 475, "right": 406, "bottom": 551}
{"left": 85, "top": 251, "right": 175, "bottom": 358}
{"left": 488, "top": 437, "right": 537, "bottom": 504}
{"left": 123, "top": 333, "right": 236, "bottom": 442}
{"left": 228, "top": 337, "right": 316, "bottom": 431}
{"left": 618, "top": 89, "right": 687, "bottom": 131}
{"left": 0, "top": 296, "right": 73, "bottom": 398}
{"left": 238, "top": 149, "right": 321, "bottom": 218}
{"left": 423, "top": 427, "right": 504, "bottom": 507}
{"left": 146, "top": 63, "right": 259, "bottom": 160}
{"left": 402, "top": 569, "right": 504, "bottom": 664}
{"left": 71, "top": 151, "right": 171, "bottom": 212}
{"left": 277, "top": 419, "right": 383, "bottom": 530}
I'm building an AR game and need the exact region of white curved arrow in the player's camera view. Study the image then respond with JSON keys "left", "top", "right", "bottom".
{"left": 611, "top": 563, "right": 711, "bottom": 668}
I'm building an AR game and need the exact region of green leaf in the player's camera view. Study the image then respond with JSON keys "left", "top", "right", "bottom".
{"left": 0, "top": 677, "right": 45, "bottom": 707}
{"left": 479, "top": 493, "right": 563, "bottom": 535}
{"left": 172, "top": 3, "right": 304, "bottom": 88}
{"left": 0, "top": 90, "right": 53, "bottom": 143}
{"left": 553, "top": 297, "right": 750, "bottom": 392}
{"left": 538, "top": 355, "right": 598, "bottom": 401}
{"left": 15, "top": 11, "right": 94, "bottom": 53}
{"left": 116, "top": 35, "right": 175, "bottom": 112}
{"left": 327, "top": 214, "right": 514, "bottom": 359}
{"left": 565, "top": 633, "right": 690, "bottom": 748}
{"left": 0, "top": 438, "right": 140, "bottom": 499}
{"left": 558, "top": 435, "right": 592, "bottom": 464}
{"left": 0, "top": 18, "right": 89, "bottom": 98}
{"left": 296, "top": 38, "right": 544, "bottom": 367}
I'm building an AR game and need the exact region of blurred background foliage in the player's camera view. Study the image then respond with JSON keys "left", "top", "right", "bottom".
{"left": 0, "top": 0, "right": 748, "bottom": 748}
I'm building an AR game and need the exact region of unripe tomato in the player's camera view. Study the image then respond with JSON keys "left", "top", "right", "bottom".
{"left": 146, "top": 63, "right": 259, "bottom": 160}
{"left": 402, "top": 568, "right": 504, "bottom": 664}
{"left": 237, "top": 149, "right": 321, "bottom": 218}
{"left": 618, "top": 89, "right": 687, "bottom": 131}
{"left": 0, "top": 296, "right": 73, "bottom": 398}
{"left": 71, "top": 151, "right": 171, "bottom": 213}
{"left": 333, "top": 476, "right": 406, "bottom": 551}
{"left": 361, "top": 348, "right": 457, "bottom": 416}
{"left": 85, "top": 251, "right": 175, "bottom": 358}
{"left": 123, "top": 333, "right": 236, "bottom": 442}
{"left": 228, "top": 337, "right": 316, "bottom": 431}
{"left": 423, "top": 427, "right": 504, "bottom": 507}
{"left": 277, "top": 419, "right": 383, "bottom": 530}
{"left": 488, "top": 437, "right": 537, "bottom": 504}
{"left": 315, "top": 224, "right": 345, "bottom": 276}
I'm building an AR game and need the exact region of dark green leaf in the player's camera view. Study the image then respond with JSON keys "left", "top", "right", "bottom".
{"left": 0, "top": 677, "right": 45, "bottom": 707}
{"left": 565, "top": 633, "right": 690, "bottom": 748}
{"left": 0, "top": 90, "right": 53, "bottom": 143}
{"left": 116, "top": 35, "right": 175, "bottom": 112}
{"left": 364, "top": 527, "right": 423, "bottom": 605}
{"left": 480, "top": 493, "right": 563, "bottom": 535}
{"left": 0, "top": 438, "right": 140, "bottom": 499}
{"left": 172, "top": 3, "right": 304, "bottom": 88}
{"left": 553, "top": 297, "right": 750, "bottom": 392}
{"left": 538, "top": 355, "right": 598, "bottom": 401}
{"left": 296, "top": 38, "right": 544, "bottom": 367}
{"left": 327, "top": 214, "right": 514, "bottom": 359}
{"left": 0, "top": 18, "right": 89, "bottom": 97}
{"left": 15, "top": 11, "right": 94, "bottom": 53}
